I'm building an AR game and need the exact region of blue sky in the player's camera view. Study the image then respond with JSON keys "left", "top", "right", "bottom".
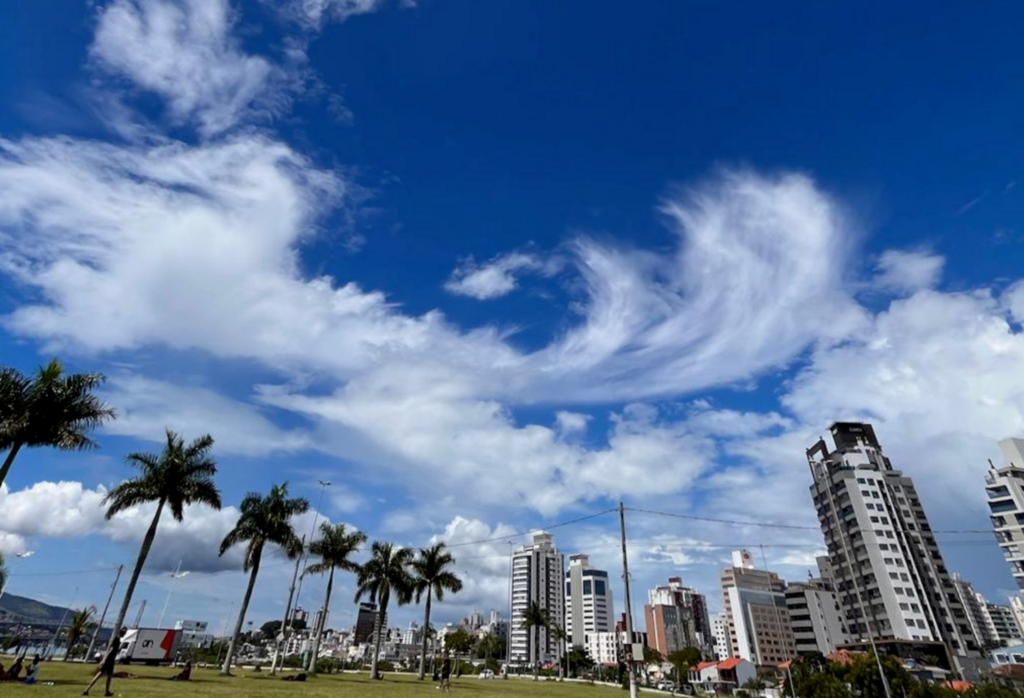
{"left": 1, "top": 0, "right": 1023, "bottom": 635}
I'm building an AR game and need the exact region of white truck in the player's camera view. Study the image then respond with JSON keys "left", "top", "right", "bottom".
{"left": 116, "top": 628, "right": 183, "bottom": 665}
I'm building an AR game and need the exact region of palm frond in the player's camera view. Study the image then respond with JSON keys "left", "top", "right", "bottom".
{"left": 103, "top": 480, "right": 160, "bottom": 519}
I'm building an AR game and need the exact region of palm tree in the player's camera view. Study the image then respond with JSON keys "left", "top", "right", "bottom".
{"left": 549, "top": 622, "right": 567, "bottom": 680}
{"left": 0, "top": 360, "right": 115, "bottom": 490}
{"left": 0, "top": 552, "right": 6, "bottom": 594}
{"left": 104, "top": 430, "right": 221, "bottom": 643}
{"left": 219, "top": 483, "right": 308, "bottom": 676}
{"left": 64, "top": 606, "right": 97, "bottom": 661}
{"left": 410, "top": 543, "right": 463, "bottom": 680}
{"left": 354, "top": 541, "right": 414, "bottom": 680}
{"left": 519, "top": 600, "right": 550, "bottom": 681}
{"left": 303, "top": 522, "right": 366, "bottom": 674}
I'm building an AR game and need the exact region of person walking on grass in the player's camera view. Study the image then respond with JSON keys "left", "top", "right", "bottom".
{"left": 439, "top": 655, "right": 452, "bottom": 692}
{"left": 83, "top": 628, "right": 123, "bottom": 696}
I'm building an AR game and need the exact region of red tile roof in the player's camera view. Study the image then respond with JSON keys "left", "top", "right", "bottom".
{"left": 942, "top": 681, "right": 972, "bottom": 693}
{"left": 718, "top": 658, "right": 743, "bottom": 670}
{"left": 826, "top": 649, "right": 865, "bottom": 666}
{"left": 694, "top": 661, "right": 718, "bottom": 671}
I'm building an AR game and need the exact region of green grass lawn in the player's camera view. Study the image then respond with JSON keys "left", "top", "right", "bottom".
{"left": 1, "top": 661, "right": 625, "bottom": 697}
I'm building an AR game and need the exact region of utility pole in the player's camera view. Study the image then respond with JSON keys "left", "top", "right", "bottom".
{"left": 48, "top": 586, "right": 79, "bottom": 659}
{"left": 86, "top": 565, "right": 122, "bottom": 662}
{"left": 272, "top": 534, "right": 305, "bottom": 675}
{"left": 288, "top": 480, "right": 331, "bottom": 643}
{"left": 619, "top": 502, "right": 639, "bottom": 698}
{"left": 505, "top": 539, "right": 513, "bottom": 679}
{"left": 133, "top": 599, "right": 147, "bottom": 629}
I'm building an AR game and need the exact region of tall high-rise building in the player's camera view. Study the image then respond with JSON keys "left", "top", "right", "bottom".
{"left": 807, "top": 422, "right": 984, "bottom": 677}
{"left": 952, "top": 574, "right": 996, "bottom": 648}
{"left": 712, "top": 612, "right": 732, "bottom": 660}
{"left": 565, "top": 554, "right": 614, "bottom": 647}
{"left": 987, "top": 439, "right": 1024, "bottom": 590}
{"left": 1011, "top": 596, "right": 1024, "bottom": 639}
{"left": 786, "top": 557, "right": 848, "bottom": 656}
{"left": 986, "top": 602, "right": 1024, "bottom": 647}
{"left": 721, "top": 550, "right": 797, "bottom": 665}
{"left": 510, "top": 532, "right": 565, "bottom": 666}
{"left": 644, "top": 577, "right": 711, "bottom": 657}
{"left": 353, "top": 602, "right": 378, "bottom": 645}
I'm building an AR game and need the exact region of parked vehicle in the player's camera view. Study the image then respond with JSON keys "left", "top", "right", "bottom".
{"left": 116, "top": 628, "right": 182, "bottom": 665}
{"left": 478, "top": 669, "right": 495, "bottom": 680}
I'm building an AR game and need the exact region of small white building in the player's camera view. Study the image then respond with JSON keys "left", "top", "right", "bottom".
{"left": 689, "top": 658, "right": 757, "bottom": 689}
{"left": 585, "top": 631, "right": 620, "bottom": 665}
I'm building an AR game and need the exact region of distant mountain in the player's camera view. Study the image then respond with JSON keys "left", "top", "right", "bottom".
{"left": 0, "top": 592, "right": 73, "bottom": 625}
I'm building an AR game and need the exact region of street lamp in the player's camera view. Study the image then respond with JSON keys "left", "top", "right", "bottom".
{"left": 157, "top": 561, "right": 191, "bottom": 628}
{"left": 275, "top": 479, "right": 331, "bottom": 673}
{"left": 0, "top": 550, "right": 36, "bottom": 604}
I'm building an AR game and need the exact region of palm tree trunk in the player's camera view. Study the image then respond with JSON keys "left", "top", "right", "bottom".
{"left": 108, "top": 498, "right": 165, "bottom": 646}
{"left": 370, "top": 596, "right": 388, "bottom": 680}
{"left": 306, "top": 567, "right": 333, "bottom": 674}
{"left": 0, "top": 441, "right": 24, "bottom": 492}
{"left": 418, "top": 592, "right": 432, "bottom": 680}
{"left": 221, "top": 545, "right": 262, "bottom": 676}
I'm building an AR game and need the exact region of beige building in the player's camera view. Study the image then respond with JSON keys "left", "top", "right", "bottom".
{"left": 720, "top": 550, "right": 797, "bottom": 666}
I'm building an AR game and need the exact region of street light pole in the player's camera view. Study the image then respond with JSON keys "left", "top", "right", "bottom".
{"left": 157, "top": 561, "right": 190, "bottom": 629}
{"left": 619, "top": 502, "right": 639, "bottom": 698}
{"left": 277, "top": 480, "right": 330, "bottom": 672}
{"left": 86, "top": 565, "right": 123, "bottom": 663}
{"left": 0, "top": 550, "right": 35, "bottom": 605}
{"left": 272, "top": 534, "right": 306, "bottom": 675}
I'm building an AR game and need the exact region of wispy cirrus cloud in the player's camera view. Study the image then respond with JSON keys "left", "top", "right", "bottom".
{"left": 271, "top": 0, "right": 411, "bottom": 29}
{"left": 92, "top": 0, "right": 278, "bottom": 137}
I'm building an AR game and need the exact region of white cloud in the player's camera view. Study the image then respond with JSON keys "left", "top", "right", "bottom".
{"left": 0, "top": 135, "right": 515, "bottom": 378}
{"left": 258, "top": 364, "right": 715, "bottom": 515}
{"left": 444, "top": 252, "right": 559, "bottom": 300}
{"left": 92, "top": 0, "right": 276, "bottom": 137}
{"left": 555, "top": 411, "right": 590, "bottom": 434}
{"left": 529, "top": 170, "right": 869, "bottom": 401}
{"left": 101, "top": 374, "right": 312, "bottom": 456}
{"left": 872, "top": 249, "right": 945, "bottom": 294}
{"left": 0, "top": 480, "right": 239, "bottom": 572}
{"left": 427, "top": 517, "right": 521, "bottom": 621}
{"left": 282, "top": 0, "right": 404, "bottom": 28}
{"left": 0, "top": 479, "right": 336, "bottom": 575}
{"left": 778, "top": 287, "right": 1024, "bottom": 520}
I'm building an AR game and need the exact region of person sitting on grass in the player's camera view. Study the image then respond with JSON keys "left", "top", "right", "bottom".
{"left": 170, "top": 661, "right": 192, "bottom": 681}
{"left": 282, "top": 672, "right": 307, "bottom": 682}
{"left": 7, "top": 654, "right": 25, "bottom": 681}
{"left": 23, "top": 655, "right": 41, "bottom": 685}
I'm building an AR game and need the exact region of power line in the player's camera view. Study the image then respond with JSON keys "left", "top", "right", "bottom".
{"left": 7, "top": 565, "right": 122, "bottom": 578}
{"left": 626, "top": 506, "right": 820, "bottom": 531}
{"left": 627, "top": 506, "right": 996, "bottom": 535}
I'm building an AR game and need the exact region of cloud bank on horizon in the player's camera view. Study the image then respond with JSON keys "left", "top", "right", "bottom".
{"left": 0, "top": 0, "right": 1021, "bottom": 624}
